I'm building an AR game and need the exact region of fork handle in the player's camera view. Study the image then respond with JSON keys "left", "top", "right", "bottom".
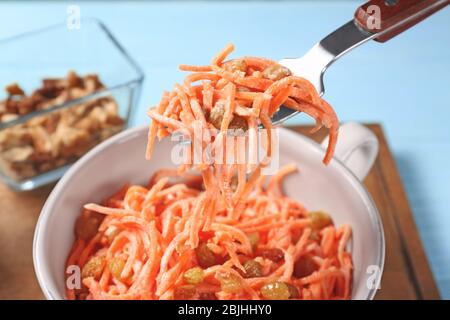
{"left": 354, "top": 0, "right": 449, "bottom": 43}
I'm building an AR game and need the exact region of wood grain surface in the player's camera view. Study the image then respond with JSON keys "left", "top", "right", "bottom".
{"left": 0, "top": 124, "right": 439, "bottom": 300}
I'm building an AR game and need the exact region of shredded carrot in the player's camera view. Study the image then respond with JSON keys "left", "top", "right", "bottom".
{"left": 67, "top": 166, "right": 352, "bottom": 300}
{"left": 66, "top": 44, "right": 352, "bottom": 300}
{"left": 212, "top": 43, "right": 235, "bottom": 66}
{"left": 145, "top": 92, "right": 170, "bottom": 159}
{"left": 179, "top": 64, "right": 213, "bottom": 72}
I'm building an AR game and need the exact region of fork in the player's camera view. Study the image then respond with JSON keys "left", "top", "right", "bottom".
{"left": 273, "top": 0, "right": 449, "bottom": 125}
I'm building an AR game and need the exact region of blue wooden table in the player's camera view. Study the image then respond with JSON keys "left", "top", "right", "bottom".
{"left": 0, "top": 0, "right": 449, "bottom": 298}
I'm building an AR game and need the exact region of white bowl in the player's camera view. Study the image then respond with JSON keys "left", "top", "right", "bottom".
{"left": 33, "top": 123, "right": 385, "bottom": 300}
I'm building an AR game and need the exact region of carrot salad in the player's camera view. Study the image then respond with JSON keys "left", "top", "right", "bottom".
{"left": 66, "top": 44, "right": 352, "bottom": 300}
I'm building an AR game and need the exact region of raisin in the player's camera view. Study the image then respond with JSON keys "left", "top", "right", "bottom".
{"left": 218, "top": 273, "right": 242, "bottom": 294}
{"left": 174, "top": 285, "right": 196, "bottom": 300}
{"left": 183, "top": 267, "right": 204, "bottom": 285}
{"left": 285, "top": 282, "right": 300, "bottom": 299}
{"left": 108, "top": 257, "right": 126, "bottom": 280}
{"left": 225, "top": 59, "right": 247, "bottom": 73}
{"left": 243, "top": 260, "right": 263, "bottom": 278}
{"left": 259, "top": 248, "right": 284, "bottom": 262}
{"left": 260, "top": 281, "right": 290, "bottom": 300}
{"left": 209, "top": 101, "right": 225, "bottom": 129}
{"left": 195, "top": 243, "right": 217, "bottom": 268}
{"left": 294, "top": 255, "right": 318, "bottom": 278}
{"left": 209, "top": 100, "right": 248, "bottom": 130}
{"left": 309, "top": 211, "right": 332, "bottom": 230}
{"left": 229, "top": 115, "right": 248, "bottom": 131}
{"left": 198, "top": 292, "right": 217, "bottom": 300}
{"left": 81, "top": 256, "right": 105, "bottom": 280}
{"left": 262, "top": 64, "right": 291, "bottom": 81}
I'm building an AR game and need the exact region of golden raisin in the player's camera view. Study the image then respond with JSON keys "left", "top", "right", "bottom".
{"left": 81, "top": 256, "right": 105, "bottom": 280}
{"left": 262, "top": 64, "right": 291, "bottom": 81}
{"left": 108, "top": 257, "right": 126, "bottom": 280}
{"left": 243, "top": 260, "right": 263, "bottom": 278}
{"left": 209, "top": 101, "right": 226, "bottom": 129}
{"left": 218, "top": 273, "right": 242, "bottom": 294}
{"left": 225, "top": 59, "right": 247, "bottom": 73}
{"left": 183, "top": 267, "right": 204, "bottom": 285}
{"left": 309, "top": 211, "right": 332, "bottom": 230}
{"left": 260, "top": 281, "right": 290, "bottom": 300}
{"left": 209, "top": 101, "right": 247, "bottom": 131}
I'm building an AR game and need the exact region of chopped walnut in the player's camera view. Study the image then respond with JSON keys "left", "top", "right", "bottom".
{"left": 208, "top": 100, "right": 248, "bottom": 131}
{"left": 0, "top": 72, "right": 125, "bottom": 181}
{"left": 209, "top": 100, "right": 226, "bottom": 129}
{"left": 5, "top": 83, "right": 25, "bottom": 96}
{"left": 2, "top": 146, "right": 34, "bottom": 162}
{"left": 262, "top": 64, "right": 291, "bottom": 81}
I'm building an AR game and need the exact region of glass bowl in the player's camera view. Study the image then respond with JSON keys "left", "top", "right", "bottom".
{"left": 0, "top": 18, "right": 144, "bottom": 191}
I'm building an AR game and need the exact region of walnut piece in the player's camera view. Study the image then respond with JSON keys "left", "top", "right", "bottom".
{"left": 0, "top": 72, "right": 125, "bottom": 181}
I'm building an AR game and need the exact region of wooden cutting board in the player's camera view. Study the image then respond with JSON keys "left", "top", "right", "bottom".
{"left": 0, "top": 124, "right": 440, "bottom": 300}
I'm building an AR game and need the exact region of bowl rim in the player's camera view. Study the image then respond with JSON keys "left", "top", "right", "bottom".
{"left": 33, "top": 125, "right": 385, "bottom": 300}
